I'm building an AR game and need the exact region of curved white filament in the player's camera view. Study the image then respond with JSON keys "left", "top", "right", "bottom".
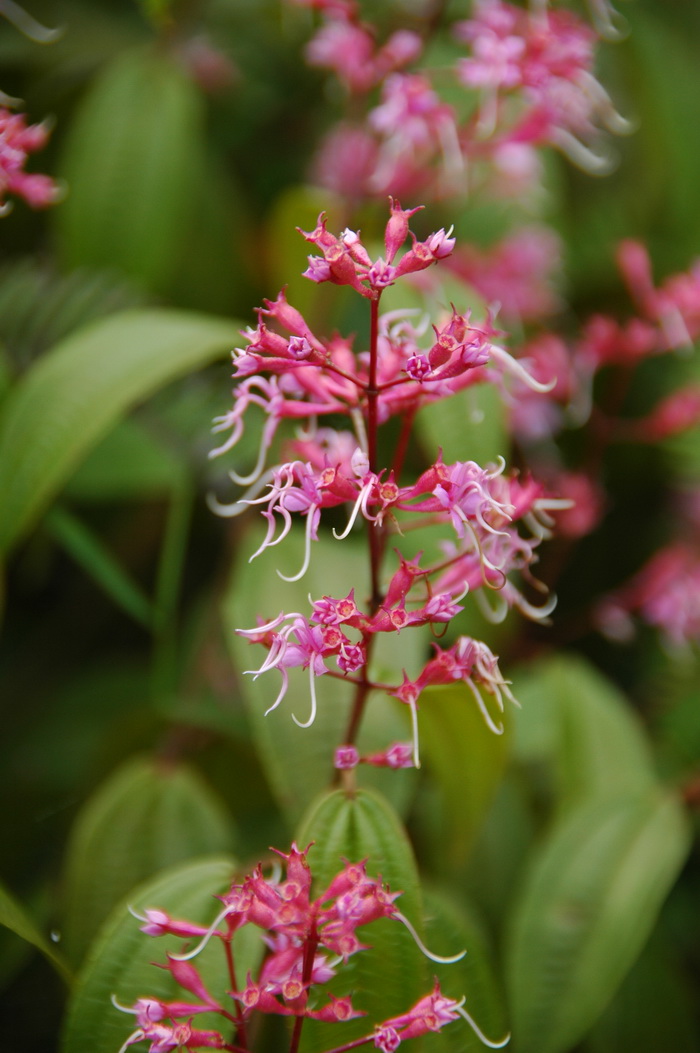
{"left": 394, "top": 910, "right": 466, "bottom": 964}
{"left": 455, "top": 1002, "right": 511, "bottom": 1048}
{"left": 110, "top": 994, "right": 136, "bottom": 1014}
{"left": 489, "top": 345, "right": 557, "bottom": 393}
{"left": 117, "top": 1029, "right": 145, "bottom": 1053}
{"left": 264, "top": 670, "right": 289, "bottom": 717}
{"left": 465, "top": 678, "right": 505, "bottom": 735}
{"left": 550, "top": 128, "right": 615, "bottom": 176}
{"left": 333, "top": 487, "right": 368, "bottom": 540}
{"left": 0, "top": 0, "right": 62, "bottom": 42}
{"left": 168, "top": 903, "right": 231, "bottom": 962}
{"left": 292, "top": 664, "right": 318, "bottom": 728}
{"left": 277, "top": 511, "right": 315, "bottom": 583}
{"left": 228, "top": 440, "right": 270, "bottom": 486}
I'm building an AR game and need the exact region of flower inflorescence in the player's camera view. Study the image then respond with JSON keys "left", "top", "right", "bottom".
{"left": 211, "top": 202, "right": 562, "bottom": 764}
{"left": 116, "top": 845, "right": 509, "bottom": 1053}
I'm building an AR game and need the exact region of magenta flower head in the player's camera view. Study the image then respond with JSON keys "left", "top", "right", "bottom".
{"left": 209, "top": 199, "right": 561, "bottom": 770}
{"left": 0, "top": 107, "right": 59, "bottom": 213}
{"left": 116, "top": 846, "right": 511, "bottom": 1052}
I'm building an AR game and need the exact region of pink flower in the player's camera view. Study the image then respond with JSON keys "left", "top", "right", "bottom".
{"left": 0, "top": 108, "right": 59, "bottom": 212}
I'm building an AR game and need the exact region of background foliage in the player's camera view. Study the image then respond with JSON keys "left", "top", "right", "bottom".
{"left": 1, "top": 1, "right": 700, "bottom": 1051}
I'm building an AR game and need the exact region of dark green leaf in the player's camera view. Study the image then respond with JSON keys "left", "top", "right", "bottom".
{"left": 61, "top": 755, "right": 234, "bottom": 965}
{"left": 416, "top": 382, "right": 507, "bottom": 468}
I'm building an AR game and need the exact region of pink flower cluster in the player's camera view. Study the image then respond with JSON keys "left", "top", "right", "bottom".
{"left": 295, "top": 0, "right": 628, "bottom": 202}
{"left": 211, "top": 204, "right": 563, "bottom": 763}
{"left": 116, "top": 845, "right": 507, "bottom": 1052}
{"left": 455, "top": 0, "right": 629, "bottom": 170}
{"left": 0, "top": 107, "right": 58, "bottom": 213}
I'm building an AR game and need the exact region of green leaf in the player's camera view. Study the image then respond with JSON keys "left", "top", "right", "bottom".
{"left": 55, "top": 46, "right": 203, "bottom": 293}
{"left": 61, "top": 755, "right": 234, "bottom": 966}
{"left": 0, "top": 879, "right": 72, "bottom": 985}
{"left": 61, "top": 856, "right": 240, "bottom": 1053}
{"left": 0, "top": 307, "right": 240, "bottom": 556}
{"left": 222, "top": 526, "right": 415, "bottom": 825}
{"left": 296, "top": 788, "right": 429, "bottom": 1051}
{"left": 512, "top": 653, "right": 657, "bottom": 811}
{"left": 418, "top": 683, "right": 509, "bottom": 869}
{"left": 416, "top": 382, "right": 507, "bottom": 467}
{"left": 506, "top": 790, "right": 691, "bottom": 1053}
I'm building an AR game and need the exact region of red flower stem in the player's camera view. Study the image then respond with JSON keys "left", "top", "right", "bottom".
{"left": 224, "top": 940, "right": 249, "bottom": 1051}
{"left": 288, "top": 921, "right": 320, "bottom": 1053}
{"left": 343, "top": 294, "right": 388, "bottom": 750}
{"left": 367, "top": 296, "right": 380, "bottom": 475}
{"left": 343, "top": 631, "right": 378, "bottom": 746}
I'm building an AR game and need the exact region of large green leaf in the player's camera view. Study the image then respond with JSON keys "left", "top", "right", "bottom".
{"left": 61, "top": 755, "right": 235, "bottom": 966}
{"left": 512, "top": 653, "right": 657, "bottom": 812}
{"left": 418, "top": 683, "right": 509, "bottom": 870}
{"left": 506, "top": 790, "right": 690, "bottom": 1053}
{"left": 0, "top": 307, "right": 240, "bottom": 556}
{"left": 55, "top": 46, "right": 202, "bottom": 293}
{"left": 60, "top": 856, "right": 240, "bottom": 1053}
{"left": 295, "top": 788, "right": 429, "bottom": 1051}
{"left": 0, "top": 879, "right": 71, "bottom": 985}
{"left": 222, "top": 526, "right": 415, "bottom": 825}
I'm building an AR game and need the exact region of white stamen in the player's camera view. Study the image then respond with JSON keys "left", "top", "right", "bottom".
{"left": 407, "top": 696, "right": 421, "bottom": 769}
{"left": 489, "top": 345, "right": 557, "bottom": 393}
{"left": 465, "top": 678, "right": 505, "bottom": 735}
{"left": 333, "top": 486, "right": 369, "bottom": 540}
{"left": 169, "top": 903, "right": 231, "bottom": 962}
{"left": 455, "top": 1002, "right": 511, "bottom": 1048}
{"left": 292, "top": 664, "right": 318, "bottom": 728}
{"left": 110, "top": 994, "right": 136, "bottom": 1015}
{"left": 117, "top": 1029, "right": 145, "bottom": 1053}
{"left": 550, "top": 128, "right": 615, "bottom": 176}
{"left": 277, "top": 511, "right": 315, "bottom": 582}
{"left": 0, "top": 0, "right": 62, "bottom": 42}
{"left": 264, "top": 669, "right": 289, "bottom": 716}
{"left": 394, "top": 910, "right": 466, "bottom": 963}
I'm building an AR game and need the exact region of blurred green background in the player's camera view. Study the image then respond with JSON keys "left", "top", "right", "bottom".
{"left": 1, "top": 1, "right": 700, "bottom": 1051}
